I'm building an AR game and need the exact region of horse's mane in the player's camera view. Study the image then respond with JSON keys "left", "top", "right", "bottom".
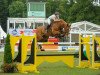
{"left": 53, "top": 19, "right": 67, "bottom": 25}
{"left": 53, "top": 19, "right": 64, "bottom": 23}
{"left": 52, "top": 19, "right": 68, "bottom": 29}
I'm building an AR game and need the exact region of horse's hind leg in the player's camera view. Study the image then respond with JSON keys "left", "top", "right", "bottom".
{"left": 38, "top": 44, "right": 45, "bottom": 51}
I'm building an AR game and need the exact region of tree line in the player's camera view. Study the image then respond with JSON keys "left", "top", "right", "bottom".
{"left": 0, "top": 0, "right": 100, "bottom": 32}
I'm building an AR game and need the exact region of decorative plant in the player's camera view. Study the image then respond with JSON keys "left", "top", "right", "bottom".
{"left": 1, "top": 34, "right": 17, "bottom": 73}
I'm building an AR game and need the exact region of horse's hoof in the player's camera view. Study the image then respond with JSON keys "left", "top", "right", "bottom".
{"left": 41, "top": 49, "right": 45, "bottom": 51}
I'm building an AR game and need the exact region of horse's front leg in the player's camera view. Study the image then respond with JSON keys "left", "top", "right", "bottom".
{"left": 52, "top": 29, "right": 60, "bottom": 36}
{"left": 37, "top": 34, "right": 44, "bottom": 42}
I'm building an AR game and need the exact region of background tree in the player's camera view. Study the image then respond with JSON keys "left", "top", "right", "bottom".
{"left": 0, "top": 0, "right": 100, "bottom": 32}
{"left": 9, "top": 1, "right": 26, "bottom": 17}
{"left": 0, "top": 0, "right": 9, "bottom": 32}
{"left": 46, "top": 0, "right": 60, "bottom": 17}
{"left": 0, "top": 0, "right": 26, "bottom": 32}
{"left": 1, "top": 34, "right": 17, "bottom": 73}
{"left": 59, "top": 0, "right": 68, "bottom": 21}
{"left": 68, "top": 0, "right": 96, "bottom": 23}
{"left": 92, "top": 6, "right": 100, "bottom": 25}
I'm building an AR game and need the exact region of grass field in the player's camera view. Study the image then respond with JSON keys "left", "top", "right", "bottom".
{"left": 0, "top": 52, "right": 100, "bottom": 75}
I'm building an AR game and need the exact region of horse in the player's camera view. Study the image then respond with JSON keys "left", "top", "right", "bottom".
{"left": 36, "top": 19, "right": 71, "bottom": 42}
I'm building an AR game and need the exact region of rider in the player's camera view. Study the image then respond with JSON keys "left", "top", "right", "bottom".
{"left": 46, "top": 11, "right": 60, "bottom": 32}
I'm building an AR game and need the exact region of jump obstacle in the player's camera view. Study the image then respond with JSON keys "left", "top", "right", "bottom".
{"left": 92, "top": 35, "right": 100, "bottom": 69}
{"left": 9, "top": 33, "right": 100, "bottom": 73}
{"left": 10, "top": 34, "right": 37, "bottom": 73}
{"left": 78, "top": 35, "right": 91, "bottom": 68}
{"left": 78, "top": 34, "right": 100, "bottom": 69}
{"left": 10, "top": 34, "right": 74, "bottom": 73}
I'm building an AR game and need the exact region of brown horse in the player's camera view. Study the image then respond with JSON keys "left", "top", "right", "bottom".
{"left": 36, "top": 19, "right": 71, "bottom": 42}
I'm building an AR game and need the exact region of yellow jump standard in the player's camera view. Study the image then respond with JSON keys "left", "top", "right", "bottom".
{"left": 78, "top": 35, "right": 91, "bottom": 68}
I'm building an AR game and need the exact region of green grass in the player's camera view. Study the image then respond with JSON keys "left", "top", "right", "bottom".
{"left": 0, "top": 52, "right": 100, "bottom": 75}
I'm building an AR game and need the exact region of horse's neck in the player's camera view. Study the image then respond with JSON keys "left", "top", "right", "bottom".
{"left": 52, "top": 20, "right": 63, "bottom": 27}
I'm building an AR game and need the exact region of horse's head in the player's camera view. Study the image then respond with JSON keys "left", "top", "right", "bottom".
{"left": 57, "top": 19, "right": 71, "bottom": 37}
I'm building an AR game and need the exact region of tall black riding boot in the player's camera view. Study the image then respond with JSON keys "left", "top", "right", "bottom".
{"left": 46, "top": 25, "right": 50, "bottom": 32}
{"left": 47, "top": 25, "right": 50, "bottom": 29}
